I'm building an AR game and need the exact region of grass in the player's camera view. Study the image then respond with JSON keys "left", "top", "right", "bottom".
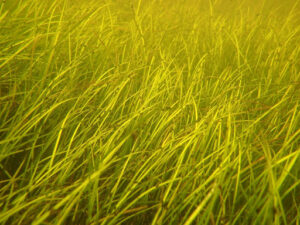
{"left": 0, "top": 0, "right": 299, "bottom": 224}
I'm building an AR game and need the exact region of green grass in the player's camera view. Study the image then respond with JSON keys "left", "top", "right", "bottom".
{"left": 0, "top": 0, "right": 299, "bottom": 224}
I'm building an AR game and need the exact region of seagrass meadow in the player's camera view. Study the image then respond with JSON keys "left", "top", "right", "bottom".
{"left": 0, "top": 0, "right": 299, "bottom": 224}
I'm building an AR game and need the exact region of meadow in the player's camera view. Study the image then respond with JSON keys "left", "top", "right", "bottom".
{"left": 0, "top": 0, "right": 299, "bottom": 224}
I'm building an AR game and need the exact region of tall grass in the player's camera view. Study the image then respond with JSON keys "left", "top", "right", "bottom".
{"left": 0, "top": 0, "right": 299, "bottom": 224}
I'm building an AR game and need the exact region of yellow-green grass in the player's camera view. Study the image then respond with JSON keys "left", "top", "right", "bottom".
{"left": 0, "top": 0, "right": 299, "bottom": 224}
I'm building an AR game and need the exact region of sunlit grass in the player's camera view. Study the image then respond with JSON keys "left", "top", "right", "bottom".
{"left": 0, "top": 0, "right": 299, "bottom": 224}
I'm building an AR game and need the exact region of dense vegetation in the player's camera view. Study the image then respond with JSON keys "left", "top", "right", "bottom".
{"left": 0, "top": 0, "right": 299, "bottom": 224}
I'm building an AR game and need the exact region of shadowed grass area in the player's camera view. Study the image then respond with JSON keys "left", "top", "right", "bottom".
{"left": 0, "top": 0, "right": 299, "bottom": 224}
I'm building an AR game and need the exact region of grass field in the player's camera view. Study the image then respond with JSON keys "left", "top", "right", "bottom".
{"left": 0, "top": 0, "right": 299, "bottom": 224}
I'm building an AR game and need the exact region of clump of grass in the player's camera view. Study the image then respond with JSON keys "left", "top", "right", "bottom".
{"left": 0, "top": 0, "right": 299, "bottom": 224}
